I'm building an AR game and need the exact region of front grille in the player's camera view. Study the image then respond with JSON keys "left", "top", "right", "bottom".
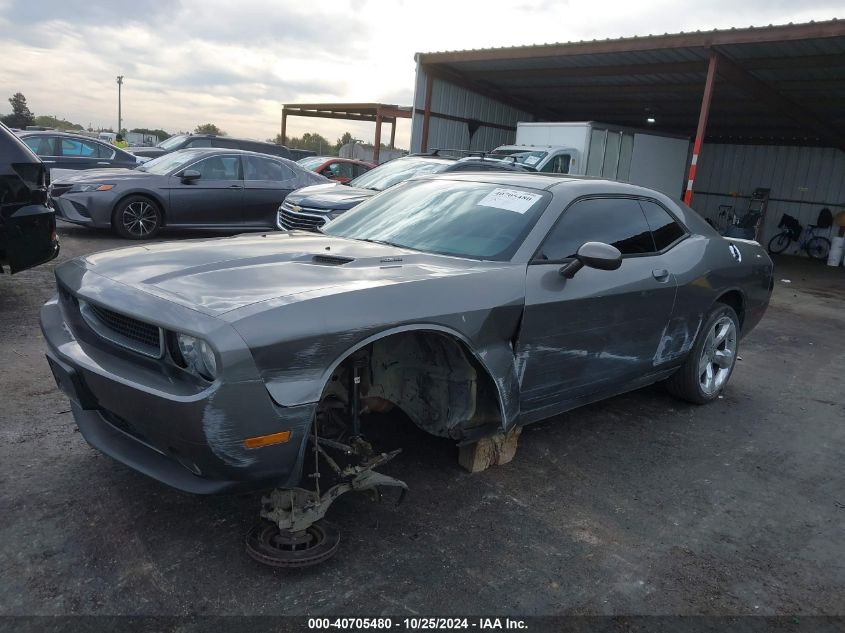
{"left": 79, "top": 300, "right": 164, "bottom": 358}
{"left": 277, "top": 203, "right": 327, "bottom": 232}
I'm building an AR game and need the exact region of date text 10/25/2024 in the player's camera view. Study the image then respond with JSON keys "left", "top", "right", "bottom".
{"left": 308, "top": 618, "right": 528, "bottom": 630}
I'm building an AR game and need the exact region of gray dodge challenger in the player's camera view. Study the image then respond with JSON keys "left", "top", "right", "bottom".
{"left": 41, "top": 172, "right": 773, "bottom": 566}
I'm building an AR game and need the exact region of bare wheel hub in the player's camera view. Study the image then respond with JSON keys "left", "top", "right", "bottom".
{"left": 245, "top": 520, "right": 340, "bottom": 568}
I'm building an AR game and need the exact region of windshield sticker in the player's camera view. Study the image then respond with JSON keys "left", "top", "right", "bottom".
{"left": 478, "top": 188, "right": 542, "bottom": 214}
{"left": 523, "top": 155, "right": 540, "bottom": 166}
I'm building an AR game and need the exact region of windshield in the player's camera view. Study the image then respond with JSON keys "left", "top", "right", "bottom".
{"left": 323, "top": 179, "right": 550, "bottom": 261}
{"left": 491, "top": 149, "right": 548, "bottom": 168}
{"left": 157, "top": 134, "right": 187, "bottom": 150}
{"left": 137, "top": 149, "right": 206, "bottom": 174}
{"left": 297, "top": 156, "right": 326, "bottom": 170}
{"left": 348, "top": 157, "right": 450, "bottom": 191}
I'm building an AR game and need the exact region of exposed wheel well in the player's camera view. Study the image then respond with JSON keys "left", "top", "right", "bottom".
{"left": 716, "top": 290, "right": 745, "bottom": 327}
{"left": 319, "top": 330, "right": 503, "bottom": 439}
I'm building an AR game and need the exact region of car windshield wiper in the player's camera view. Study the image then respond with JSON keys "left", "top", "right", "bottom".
{"left": 357, "top": 237, "right": 405, "bottom": 249}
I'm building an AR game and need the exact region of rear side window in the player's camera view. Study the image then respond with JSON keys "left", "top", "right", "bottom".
{"left": 23, "top": 136, "right": 58, "bottom": 156}
{"left": 60, "top": 138, "right": 111, "bottom": 158}
{"left": 243, "top": 156, "right": 294, "bottom": 181}
{"left": 639, "top": 200, "right": 685, "bottom": 251}
{"left": 538, "top": 197, "right": 655, "bottom": 260}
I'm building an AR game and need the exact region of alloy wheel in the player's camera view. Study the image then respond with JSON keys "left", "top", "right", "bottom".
{"left": 698, "top": 315, "right": 737, "bottom": 396}
{"left": 121, "top": 201, "right": 158, "bottom": 237}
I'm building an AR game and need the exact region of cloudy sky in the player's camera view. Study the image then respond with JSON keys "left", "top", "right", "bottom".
{"left": 0, "top": 0, "right": 840, "bottom": 148}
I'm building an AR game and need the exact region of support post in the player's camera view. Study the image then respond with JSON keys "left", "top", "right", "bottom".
{"left": 373, "top": 113, "right": 383, "bottom": 164}
{"left": 684, "top": 50, "right": 718, "bottom": 205}
{"left": 420, "top": 73, "right": 433, "bottom": 153}
{"left": 280, "top": 108, "right": 287, "bottom": 146}
{"left": 389, "top": 120, "right": 396, "bottom": 149}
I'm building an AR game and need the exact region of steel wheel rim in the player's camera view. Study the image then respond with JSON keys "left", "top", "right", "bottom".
{"left": 698, "top": 315, "right": 737, "bottom": 395}
{"left": 122, "top": 201, "right": 157, "bottom": 236}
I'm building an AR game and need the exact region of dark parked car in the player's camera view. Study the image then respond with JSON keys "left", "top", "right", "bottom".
{"left": 0, "top": 123, "right": 59, "bottom": 274}
{"left": 41, "top": 172, "right": 772, "bottom": 566}
{"left": 18, "top": 131, "right": 140, "bottom": 171}
{"left": 278, "top": 154, "right": 532, "bottom": 231}
{"left": 125, "top": 133, "right": 298, "bottom": 161}
{"left": 49, "top": 148, "right": 326, "bottom": 239}
{"left": 296, "top": 156, "right": 376, "bottom": 183}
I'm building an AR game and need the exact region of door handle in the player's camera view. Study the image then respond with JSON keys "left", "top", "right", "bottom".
{"left": 227, "top": 184, "right": 243, "bottom": 189}
{"left": 97, "top": 161, "right": 110, "bottom": 165}
{"left": 652, "top": 268, "right": 670, "bottom": 282}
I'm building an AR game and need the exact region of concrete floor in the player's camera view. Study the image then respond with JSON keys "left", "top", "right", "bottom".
{"left": 1, "top": 224, "right": 843, "bottom": 616}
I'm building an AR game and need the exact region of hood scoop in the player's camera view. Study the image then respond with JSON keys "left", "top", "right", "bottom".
{"left": 311, "top": 254, "right": 355, "bottom": 266}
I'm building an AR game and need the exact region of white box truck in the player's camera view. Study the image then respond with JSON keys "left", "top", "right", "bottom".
{"left": 492, "top": 122, "right": 691, "bottom": 198}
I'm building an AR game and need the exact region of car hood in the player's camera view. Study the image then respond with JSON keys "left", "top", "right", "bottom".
{"left": 51, "top": 168, "right": 152, "bottom": 184}
{"left": 72, "top": 232, "right": 491, "bottom": 317}
{"left": 285, "top": 182, "right": 376, "bottom": 212}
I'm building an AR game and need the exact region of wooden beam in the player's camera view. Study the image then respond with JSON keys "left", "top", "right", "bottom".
{"left": 280, "top": 108, "right": 287, "bottom": 146}
{"left": 373, "top": 114, "right": 382, "bottom": 163}
{"left": 420, "top": 74, "right": 433, "bottom": 152}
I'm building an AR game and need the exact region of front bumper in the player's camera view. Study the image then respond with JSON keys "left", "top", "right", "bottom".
{"left": 50, "top": 193, "right": 111, "bottom": 228}
{"left": 40, "top": 295, "right": 314, "bottom": 494}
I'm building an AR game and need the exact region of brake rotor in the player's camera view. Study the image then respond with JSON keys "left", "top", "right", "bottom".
{"left": 245, "top": 520, "right": 341, "bottom": 568}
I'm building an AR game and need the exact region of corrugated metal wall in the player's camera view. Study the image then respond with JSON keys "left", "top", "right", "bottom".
{"left": 691, "top": 143, "right": 845, "bottom": 254}
{"left": 410, "top": 64, "right": 533, "bottom": 153}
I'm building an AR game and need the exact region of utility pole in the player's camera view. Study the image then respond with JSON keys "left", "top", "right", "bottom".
{"left": 116, "top": 75, "right": 124, "bottom": 133}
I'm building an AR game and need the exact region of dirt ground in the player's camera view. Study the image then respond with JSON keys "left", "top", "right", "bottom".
{"left": 1, "top": 224, "right": 843, "bottom": 616}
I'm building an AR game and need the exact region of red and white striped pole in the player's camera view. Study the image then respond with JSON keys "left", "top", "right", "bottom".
{"left": 684, "top": 50, "right": 719, "bottom": 206}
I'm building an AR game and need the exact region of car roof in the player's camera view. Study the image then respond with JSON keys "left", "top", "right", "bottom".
{"left": 184, "top": 133, "right": 282, "bottom": 146}
{"left": 19, "top": 130, "right": 107, "bottom": 139}
{"left": 164, "top": 147, "right": 301, "bottom": 162}
{"left": 425, "top": 171, "right": 661, "bottom": 194}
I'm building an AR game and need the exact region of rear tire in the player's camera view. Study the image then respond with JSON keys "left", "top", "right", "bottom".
{"left": 112, "top": 196, "right": 162, "bottom": 239}
{"left": 767, "top": 232, "right": 791, "bottom": 255}
{"left": 665, "top": 303, "right": 740, "bottom": 405}
{"left": 805, "top": 236, "right": 830, "bottom": 261}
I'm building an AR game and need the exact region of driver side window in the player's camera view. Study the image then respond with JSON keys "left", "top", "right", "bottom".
{"left": 537, "top": 197, "right": 654, "bottom": 260}
{"left": 541, "top": 154, "right": 570, "bottom": 174}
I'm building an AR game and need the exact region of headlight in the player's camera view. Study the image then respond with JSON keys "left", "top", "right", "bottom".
{"left": 69, "top": 183, "right": 115, "bottom": 193}
{"left": 172, "top": 333, "right": 218, "bottom": 380}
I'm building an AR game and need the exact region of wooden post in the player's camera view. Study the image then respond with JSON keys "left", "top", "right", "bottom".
{"left": 684, "top": 50, "right": 718, "bottom": 205}
{"left": 373, "top": 113, "right": 383, "bottom": 163}
{"left": 389, "top": 120, "right": 396, "bottom": 149}
{"left": 280, "top": 108, "right": 287, "bottom": 146}
{"left": 420, "top": 73, "right": 433, "bottom": 153}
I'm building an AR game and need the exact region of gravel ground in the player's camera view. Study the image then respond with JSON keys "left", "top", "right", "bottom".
{"left": 1, "top": 224, "right": 843, "bottom": 616}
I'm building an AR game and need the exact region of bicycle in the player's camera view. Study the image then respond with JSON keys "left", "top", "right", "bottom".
{"left": 767, "top": 223, "right": 831, "bottom": 260}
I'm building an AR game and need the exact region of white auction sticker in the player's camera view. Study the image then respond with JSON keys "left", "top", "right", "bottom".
{"left": 478, "top": 188, "right": 542, "bottom": 214}
{"left": 524, "top": 155, "right": 540, "bottom": 166}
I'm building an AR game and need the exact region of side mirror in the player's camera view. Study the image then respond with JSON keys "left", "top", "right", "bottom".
{"left": 559, "top": 242, "right": 622, "bottom": 278}
{"left": 180, "top": 169, "right": 201, "bottom": 183}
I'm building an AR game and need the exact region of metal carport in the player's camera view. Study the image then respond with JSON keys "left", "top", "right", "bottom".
{"left": 411, "top": 19, "right": 845, "bottom": 206}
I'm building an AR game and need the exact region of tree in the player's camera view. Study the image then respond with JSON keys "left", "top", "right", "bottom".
{"left": 1, "top": 92, "right": 35, "bottom": 129}
{"left": 33, "top": 115, "right": 83, "bottom": 131}
{"left": 194, "top": 123, "right": 225, "bottom": 135}
{"left": 282, "top": 132, "right": 334, "bottom": 154}
{"left": 334, "top": 132, "right": 354, "bottom": 153}
{"left": 131, "top": 127, "right": 171, "bottom": 140}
